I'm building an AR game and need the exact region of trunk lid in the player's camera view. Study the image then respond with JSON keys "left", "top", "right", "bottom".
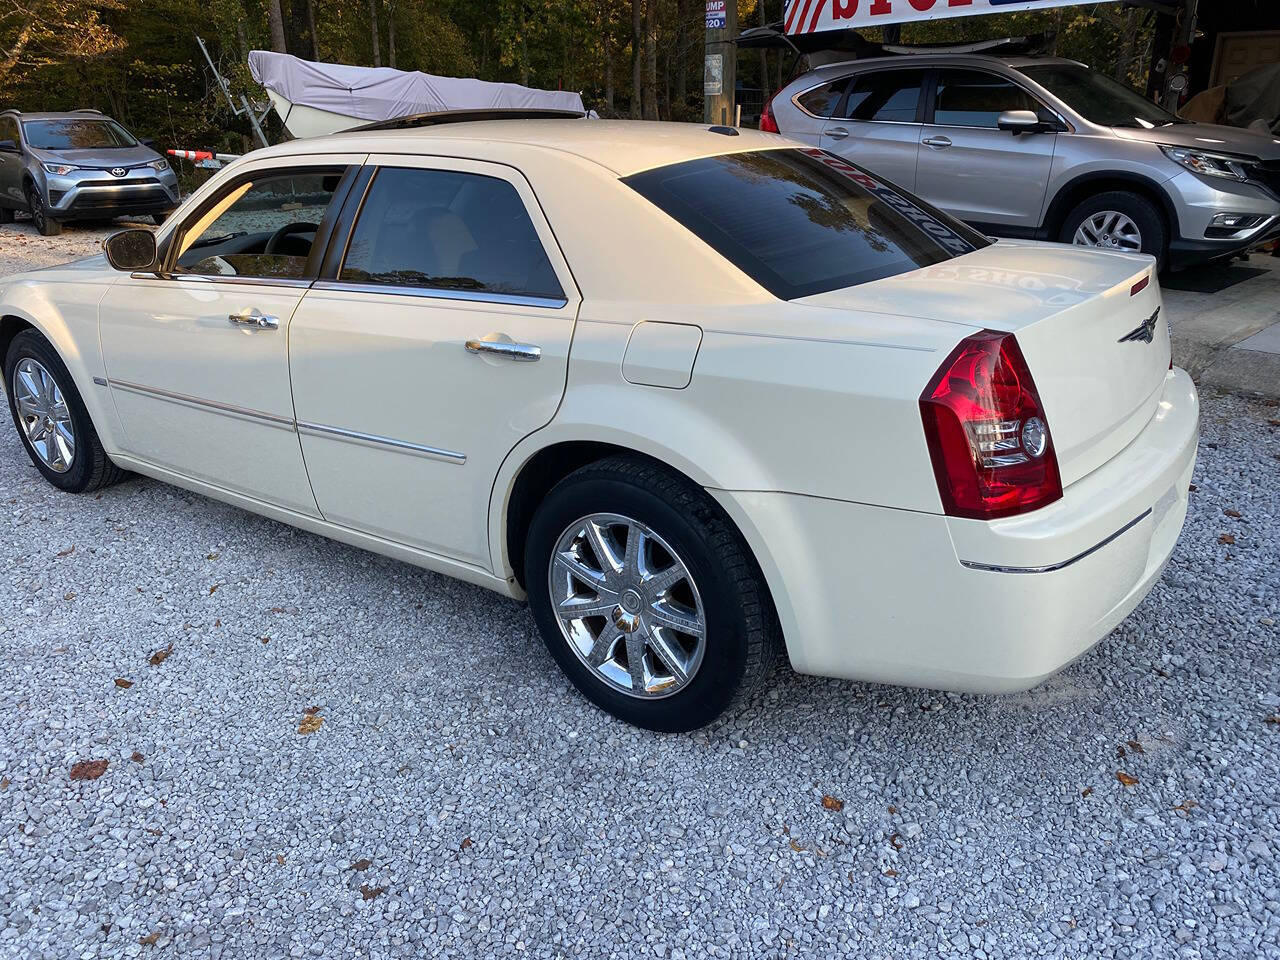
{"left": 798, "top": 240, "right": 1170, "bottom": 487}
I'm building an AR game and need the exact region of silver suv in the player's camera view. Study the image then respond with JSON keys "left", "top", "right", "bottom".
{"left": 766, "top": 54, "right": 1280, "bottom": 269}
{"left": 0, "top": 109, "right": 181, "bottom": 237}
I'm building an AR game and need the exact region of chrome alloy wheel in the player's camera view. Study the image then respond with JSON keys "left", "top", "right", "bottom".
{"left": 12, "top": 358, "right": 75, "bottom": 473}
{"left": 1073, "top": 211, "right": 1143, "bottom": 252}
{"left": 548, "top": 513, "right": 707, "bottom": 699}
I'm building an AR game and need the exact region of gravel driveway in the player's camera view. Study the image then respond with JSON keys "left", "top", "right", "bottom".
{"left": 1, "top": 225, "right": 1278, "bottom": 959}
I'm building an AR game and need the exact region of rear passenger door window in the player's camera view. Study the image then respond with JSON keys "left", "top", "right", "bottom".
{"left": 837, "top": 70, "right": 925, "bottom": 123}
{"left": 339, "top": 167, "right": 565, "bottom": 302}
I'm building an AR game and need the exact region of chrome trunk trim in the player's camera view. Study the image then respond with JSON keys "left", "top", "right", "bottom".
{"left": 959, "top": 509, "right": 1153, "bottom": 574}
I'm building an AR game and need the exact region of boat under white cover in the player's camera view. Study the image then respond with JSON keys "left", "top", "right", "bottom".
{"left": 248, "top": 50, "right": 586, "bottom": 138}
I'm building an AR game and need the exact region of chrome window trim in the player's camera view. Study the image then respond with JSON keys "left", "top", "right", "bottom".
{"left": 312, "top": 278, "right": 568, "bottom": 310}
{"left": 108, "top": 378, "right": 295, "bottom": 429}
{"left": 959, "top": 509, "right": 1152, "bottom": 574}
{"left": 296, "top": 421, "right": 466, "bottom": 464}
{"left": 127, "top": 272, "right": 314, "bottom": 288}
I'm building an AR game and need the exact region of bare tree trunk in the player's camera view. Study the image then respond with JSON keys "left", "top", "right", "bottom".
{"left": 387, "top": 0, "right": 397, "bottom": 68}
{"left": 369, "top": 0, "right": 381, "bottom": 67}
{"left": 630, "top": 0, "right": 643, "bottom": 118}
{"left": 643, "top": 0, "right": 658, "bottom": 119}
{"left": 306, "top": 0, "right": 319, "bottom": 60}
{"left": 759, "top": 0, "right": 769, "bottom": 94}
{"left": 602, "top": 0, "right": 615, "bottom": 111}
{"left": 268, "top": 0, "right": 288, "bottom": 53}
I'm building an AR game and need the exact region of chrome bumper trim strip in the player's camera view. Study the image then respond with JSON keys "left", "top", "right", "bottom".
{"left": 959, "top": 508, "right": 1153, "bottom": 574}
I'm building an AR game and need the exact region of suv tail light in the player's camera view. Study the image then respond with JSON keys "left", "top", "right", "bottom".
{"left": 919, "top": 331, "right": 1062, "bottom": 520}
{"left": 759, "top": 93, "right": 779, "bottom": 133}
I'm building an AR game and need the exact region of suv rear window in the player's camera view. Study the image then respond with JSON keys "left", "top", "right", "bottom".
{"left": 624, "top": 149, "right": 987, "bottom": 300}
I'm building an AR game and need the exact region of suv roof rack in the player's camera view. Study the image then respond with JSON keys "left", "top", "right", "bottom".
{"left": 349, "top": 108, "right": 587, "bottom": 132}
{"left": 72, "top": 108, "right": 104, "bottom": 114}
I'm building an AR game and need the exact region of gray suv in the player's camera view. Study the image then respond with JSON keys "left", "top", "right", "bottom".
{"left": 0, "top": 109, "right": 181, "bottom": 237}
{"left": 766, "top": 55, "right": 1280, "bottom": 269}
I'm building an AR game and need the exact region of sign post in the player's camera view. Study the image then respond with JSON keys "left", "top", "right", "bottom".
{"left": 704, "top": 0, "right": 738, "bottom": 125}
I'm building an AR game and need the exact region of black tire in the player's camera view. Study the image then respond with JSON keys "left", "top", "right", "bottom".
{"left": 4, "top": 329, "right": 125, "bottom": 493}
{"left": 24, "top": 183, "right": 62, "bottom": 236}
{"left": 1059, "top": 190, "right": 1166, "bottom": 268}
{"left": 524, "top": 455, "right": 780, "bottom": 732}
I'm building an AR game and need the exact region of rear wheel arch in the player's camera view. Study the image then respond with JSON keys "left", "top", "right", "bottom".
{"left": 1044, "top": 173, "right": 1178, "bottom": 244}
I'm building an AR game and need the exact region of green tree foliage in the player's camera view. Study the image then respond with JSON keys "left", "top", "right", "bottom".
{"left": 1, "top": 0, "right": 1157, "bottom": 155}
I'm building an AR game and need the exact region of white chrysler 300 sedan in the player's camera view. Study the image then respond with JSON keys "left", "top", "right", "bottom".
{"left": 0, "top": 118, "right": 1198, "bottom": 731}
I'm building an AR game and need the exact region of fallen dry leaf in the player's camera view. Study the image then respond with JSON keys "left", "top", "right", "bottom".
{"left": 208, "top": 583, "right": 221, "bottom": 595}
{"left": 788, "top": 838, "right": 805, "bottom": 853}
{"left": 114, "top": 678, "right": 133, "bottom": 689}
{"left": 64, "top": 592, "right": 75, "bottom": 601}
{"left": 297, "top": 714, "right": 324, "bottom": 735}
{"left": 887, "top": 805, "right": 897, "bottom": 815}
{"left": 1172, "top": 801, "right": 1198, "bottom": 814}
{"left": 148, "top": 644, "right": 173, "bottom": 667}
{"left": 460, "top": 837, "right": 473, "bottom": 851}
{"left": 1269, "top": 419, "right": 1280, "bottom": 427}
{"left": 207, "top": 552, "right": 219, "bottom": 560}
{"left": 56, "top": 546, "right": 75, "bottom": 558}
{"left": 261, "top": 637, "right": 270, "bottom": 645}
{"left": 138, "top": 930, "right": 161, "bottom": 946}
{"left": 1264, "top": 715, "right": 1279, "bottom": 725}
{"left": 359, "top": 884, "right": 386, "bottom": 900}
{"left": 883, "top": 869, "right": 898, "bottom": 878}
{"left": 277, "top": 854, "right": 286, "bottom": 866}
{"left": 889, "top": 833, "right": 904, "bottom": 850}
{"left": 1218, "top": 533, "right": 1236, "bottom": 545}
{"left": 1188, "top": 483, "right": 1197, "bottom": 492}
{"left": 1126, "top": 739, "right": 1145, "bottom": 754}
{"left": 1116, "top": 771, "right": 1139, "bottom": 787}
{"left": 1224, "top": 508, "right": 1241, "bottom": 518}
{"left": 348, "top": 858, "right": 372, "bottom": 872}
{"left": 70, "top": 760, "right": 108, "bottom": 781}
{"left": 1081, "top": 787, "right": 1093, "bottom": 798}
{"left": 131, "top": 752, "right": 145, "bottom": 763}
{"left": 821, "top": 795, "right": 844, "bottom": 813}
{"left": 0, "top": 777, "right": 9, "bottom": 790}
{"left": 303, "top": 705, "right": 321, "bottom": 716}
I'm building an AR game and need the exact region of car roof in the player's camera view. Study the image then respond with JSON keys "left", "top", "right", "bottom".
{"left": 246, "top": 119, "right": 792, "bottom": 177}
{"left": 2, "top": 110, "right": 114, "bottom": 121}
{"left": 800, "top": 53, "right": 1084, "bottom": 79}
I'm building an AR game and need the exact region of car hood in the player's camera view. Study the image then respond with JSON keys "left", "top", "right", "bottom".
{"left": 1112, "top": 122, "right": 1280, "bottom": 161}
{"left": 28, "top": 144, "right": 161, "bottom": 169}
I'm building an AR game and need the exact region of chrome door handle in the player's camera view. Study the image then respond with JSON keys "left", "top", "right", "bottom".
{"left": 922, "top": 136, "right": 953, "bottom": 149}
{"left": 465, "top": 337, "right": 541, "bottom": 362}
{"left": 826, "top": 126, "right": 850, "bottom": 141}
{"left": 228, "top": 310, "right": 279, "bottom": 330}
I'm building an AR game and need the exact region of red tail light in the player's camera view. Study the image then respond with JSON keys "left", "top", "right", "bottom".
{"left": 919, "top": 331, "right": 1062, "bottom": 520}
{"left": 759, "top": 93, "right": 780, "bottom": 133}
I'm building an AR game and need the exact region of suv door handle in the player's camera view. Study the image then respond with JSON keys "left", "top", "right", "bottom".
{"left": 465, "top": 335, "right": 541, "bottom": 362}
{"left": 826, "top": 126, "right": 850, "bottom": 141}
{"left": 922, "top": 136, "right": 953, "bottom": 149}
{"left": 227, "top": 309, "right": 279, "bottom": 330}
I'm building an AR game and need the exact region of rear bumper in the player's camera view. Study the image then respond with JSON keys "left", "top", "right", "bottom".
{"left": 712, "top": 367, "right": 1199, "bottom": 692}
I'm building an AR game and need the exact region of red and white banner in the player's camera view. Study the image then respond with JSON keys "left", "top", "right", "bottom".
{"left": 785, "top": 0, "right": 1119, "bottom": 36}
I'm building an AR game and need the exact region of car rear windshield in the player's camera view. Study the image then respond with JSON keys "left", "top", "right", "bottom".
{"left": 21, "top": 118, "right": 138, "bottom": 150}
{"left": 624, "top": 149, "right": 988, "bottom": 300}
{"left": 1017, "top": 64, "right": 1185, "bottom": 129}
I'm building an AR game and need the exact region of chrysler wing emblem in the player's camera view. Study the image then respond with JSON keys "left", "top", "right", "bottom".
{"left": 110, "top": 167, "right": 127, "bottom": 177}
{"left": 1118, "top": 307, "right": 1160, "bottom": 344}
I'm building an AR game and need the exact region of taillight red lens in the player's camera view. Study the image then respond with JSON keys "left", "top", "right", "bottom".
{"left": 919, "top": 331, "right": 1062, "bottom": 520}
{"left": 759, "top": 94, "right": 780, "bottom": 133}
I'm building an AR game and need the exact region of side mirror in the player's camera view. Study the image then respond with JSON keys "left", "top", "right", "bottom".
{"left": 997, "top": 109, "right": 1048, "bottom": 134}
{"left": 103, "top": 229, "right": 158, "bottom": 272}
{"left": 140, "top": 137, "right": 156, "bottom": 148}
{"left": 0, "top": 139, "right": 18, "bottom": 153}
